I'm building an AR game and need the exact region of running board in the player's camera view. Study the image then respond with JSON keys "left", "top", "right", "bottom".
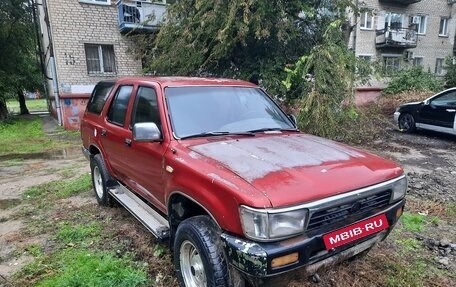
{"left": 108, "top": 184, "right": 170, "bottom": 241}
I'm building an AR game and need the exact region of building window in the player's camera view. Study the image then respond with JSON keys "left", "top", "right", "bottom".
{"left": 360, "top": 12, "right": 373, "bottom": 30}
{"left": 358, "top": 55, "right": 372, "bottom": 62}
{"left": 383, "top": 56, "right": 401, "bottom": 73}
{"left": 385, "top": 12, "right": 404, "bottom": 29}
{"left": 79, "top": 0, "right": 111, "bottom": 5}
{"left": 84, "top": 44, "right": 116, "bottom": 75}
{"left": 435, "top": 58, "right": 445, "bottom": 75}
{"left": 439, "top": 18, "right": 449, "bottom": 36}
{"left": 412, "top": 15, "right": 427, "bottom": 35}
{"left": 413, "top": 57, "right": 423, "bottom": 67}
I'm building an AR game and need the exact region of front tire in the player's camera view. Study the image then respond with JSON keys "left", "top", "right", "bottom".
{"left": 174, "top": 216, "right": 229, "bottom": 287}
{"left": 398, "top": 113, "right": 416, "bottom": 133}
{"left": 90, "top": 154, "right": 116, "bottom": 207}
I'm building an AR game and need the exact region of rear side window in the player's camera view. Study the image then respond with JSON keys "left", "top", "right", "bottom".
{"left": 107, "top": 85, "right": 133, "bottom": 126}
{"left": 87, "top": 82, "right": 114, "bottom": 114}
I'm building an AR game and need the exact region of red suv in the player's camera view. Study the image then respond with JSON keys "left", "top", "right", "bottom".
{"left": 81, "top": 77, "right": 406, "bottom": 287}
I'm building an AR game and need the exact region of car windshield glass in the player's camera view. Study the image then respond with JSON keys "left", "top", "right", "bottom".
{"left": 165, "top": 86, "right": 295, "bottom": 138}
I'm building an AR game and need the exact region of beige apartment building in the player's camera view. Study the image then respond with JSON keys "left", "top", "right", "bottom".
{"left": 36, "top": 0, "right": 167, "bottom": 129}
{"left": 350, "top": 0, "right": 456, "bottom": 75}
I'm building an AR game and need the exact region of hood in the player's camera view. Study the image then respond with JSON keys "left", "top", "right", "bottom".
{"left": 189, "top": 134, "right": 403, "bottom": 207}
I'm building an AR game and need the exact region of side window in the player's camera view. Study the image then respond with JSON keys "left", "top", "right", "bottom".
{"left": 87, "top": 82, "right": 114, "bottom": 114}
{"left": 107, "top": 85, "right": 133, "bottom": 126}
{"left": 132, "top": 87, "right": 161, "bottom": 127}
{"left": 431, "top": 91, "right": 456, "bottom": 107}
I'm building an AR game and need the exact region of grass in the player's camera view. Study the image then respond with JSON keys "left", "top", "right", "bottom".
{"left": 14, "top": 249, "right": 149, "bottom": 287}
{"left": 400, "top": 212, "right": 427, "bottom": 232}
{"left": 56, "top": 222, "right": 102, "bottom": 245}
{"left": 6, "top": 99, "right": 48, "bottom": 113}
{"left": 0, "top": 116, "right": 77, "bottom": 156}
{"left": 23, "top": 173, "right": 91, "bottom": 200}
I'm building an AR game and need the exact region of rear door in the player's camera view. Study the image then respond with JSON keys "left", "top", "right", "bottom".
{"left": 419, "top": 90, "right": 456, "bottom": 129}
{"left": 101, "top": 84, "right": 135, "bottom": 182}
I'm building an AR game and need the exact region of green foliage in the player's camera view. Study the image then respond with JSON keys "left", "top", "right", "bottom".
{"left": 0, "top": 116, "right": 77, "bottom": 156}
{"left": 23, "top": 173, "right": 92, "bottom": 199}
{"left": 443, "top": 56, "right": 456, "bottom": 88}
{"left": 56, "top": 222, "right": 102, "bottom": 245}
{"left": 401, "top": 212, "right": 426, "bottom": 232}
{"left": 17, "top": 249, "right": 149, "bottom": 287}
{"left": 382, "top": 67, "right": 443, "bottom": 95}
{"left": 0, "top": 0, "right": 42, "bottom": 117}
{"left": 384, "top": 259, "right": 428, "bottom": 287}
{"left": 283, "top": 20, "right": 366, "bottom": 138}
{"left": 7, "top": 99, "right": 47, "bottom": 113}
{"left": 135, "top": 0, "right": 352, "bottom": 97}
{"left": 396, "top": 238, "right": 421, "bottom": 254}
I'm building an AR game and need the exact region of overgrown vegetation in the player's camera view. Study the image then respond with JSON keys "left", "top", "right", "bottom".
{"left": 23, "top": 173, "right": 91, "bottom": 200}
{"left": 382, "top": 67, "right": 443, "bottom": 95}
{"left": 444, "top": 56, "right": 456, "bottom": 88}
{"left": 15, "top": 249, "right": 149, "bottom": 287}
{"left": 0, "top": 0, "right": 43, "bottom": 119}
{"left": 0, "top": 116, "right": 76, "bottom": 156}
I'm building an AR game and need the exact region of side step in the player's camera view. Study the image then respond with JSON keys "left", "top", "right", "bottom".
{"left": 108, "top": 184, "right": 170, "bottom": 241}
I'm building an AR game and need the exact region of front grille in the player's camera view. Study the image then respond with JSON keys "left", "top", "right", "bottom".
{"left": 306, "top": 190, "right": 392, "bottom": 230}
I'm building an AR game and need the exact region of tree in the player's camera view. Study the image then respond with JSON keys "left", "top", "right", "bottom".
{"left": 0, "top": 0, "right": 42, "bottom": 119}
{"left": 443, "top": 56, "right": 456, "bottom": 88}
{"left": 132, "top": 0, "right": 351, "bottom": 97}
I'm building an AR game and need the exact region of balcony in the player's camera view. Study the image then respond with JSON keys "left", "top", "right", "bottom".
{"left": 117, "top": 0, "right": 167, "bottom": 34}
{"left": 376, "top": 27, "right": 417, "bottom": 49}
{"left": 379, "top": 0, "right": 421, "bottom": 5}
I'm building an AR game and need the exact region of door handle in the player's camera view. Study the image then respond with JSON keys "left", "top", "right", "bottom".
{"left": 446, "top": 109, "right": 456, "bottom": 112}
{"left": 124, "top": 138, "right": 132, "bottom": 146}
{"left": 101, "top": 129, "right": 107, "bottom": 136}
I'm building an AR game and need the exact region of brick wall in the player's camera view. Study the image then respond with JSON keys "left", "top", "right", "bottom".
{"left": 46, "top": 0, "right": 142, "bottom": 92}
{"left": 354, "top": 0, "right": 455, "bottom": 74}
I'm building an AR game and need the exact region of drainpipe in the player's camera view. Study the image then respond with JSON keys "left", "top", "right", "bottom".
{"left": 42, "top": 0, "right": 62, "bottom": 126}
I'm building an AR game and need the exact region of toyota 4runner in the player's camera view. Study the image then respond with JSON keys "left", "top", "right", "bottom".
{"left": 81, "top": 77, "right": 406, "bottom": 287}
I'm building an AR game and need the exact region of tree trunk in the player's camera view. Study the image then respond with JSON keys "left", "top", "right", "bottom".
{"left": 17, "top": 89, "right": 29, "bottom": 115}
{"left": 0, "top": 98, "right": 8, "bottom": 120}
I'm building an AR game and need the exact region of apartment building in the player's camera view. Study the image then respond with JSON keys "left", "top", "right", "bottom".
{"left": 350, "top": 0, "right": 456, "bottom": 76}
{"left": 36, "top": 0, "right": 167, "bottom": 129}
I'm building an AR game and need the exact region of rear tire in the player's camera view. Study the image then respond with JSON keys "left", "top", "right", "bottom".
{"left": 174, "top": 216, "right": 229, "bottom": 287}
{"left": 90, "top": 154, "right": 116, "bottom": 207}
{"left": 398, "top": 113, "right": 416, "bottom": 133}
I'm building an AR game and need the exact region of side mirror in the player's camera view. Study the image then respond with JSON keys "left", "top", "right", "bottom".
{"left": 133, "top": 122, "right": 162, "bottom": 142}
{"left": 288, "top": 114, "right": 297, "bottom": 127}
{"left": 423, "top": 100, "right": 429, "bottom": 105}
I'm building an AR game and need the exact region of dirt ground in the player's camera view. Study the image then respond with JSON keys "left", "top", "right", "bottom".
{"left": 0, "top": 116, "right": 455, "bottom": 286}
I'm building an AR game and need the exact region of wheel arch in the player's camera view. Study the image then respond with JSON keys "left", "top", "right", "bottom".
{"left": 167, "top": 191, "right": 221, "bottom": 246}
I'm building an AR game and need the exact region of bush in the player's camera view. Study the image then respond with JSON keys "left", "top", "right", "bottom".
{"left": 443, "top": 56, "right": 456, "bottom": 88}
{"left": 382, "top": 67, "right": 443, "bottom": 95}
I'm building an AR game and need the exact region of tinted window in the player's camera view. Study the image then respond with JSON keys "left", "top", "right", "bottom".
{"left": 432, "top": 91, "right": 456, "bottom": 107}
{"left": 132, "top": 87, "right": 161, "bottom": 127}
{"left": 107, "top": 85, "right": 133, "bottom": 126}
{"left": 87, "top": 82, "right": 114, "bottom": 114}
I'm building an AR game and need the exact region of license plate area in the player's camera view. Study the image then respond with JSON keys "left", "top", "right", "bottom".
{"left": 323, "top": 214, "right": 389, "bottom": 250}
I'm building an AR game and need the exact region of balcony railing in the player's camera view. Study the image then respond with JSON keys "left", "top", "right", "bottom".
{"left": 375, "top": 27, "right": 417, "bottom": 49}
{"left": 379, "top": 0, "right": 421, "bottom": 5}
{"left": 117, "top": 0, "right": 166, "bottom": 33}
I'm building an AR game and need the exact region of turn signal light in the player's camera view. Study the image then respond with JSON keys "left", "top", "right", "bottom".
{"left": 271, "top": 252, "right": 299, "bottom": 268}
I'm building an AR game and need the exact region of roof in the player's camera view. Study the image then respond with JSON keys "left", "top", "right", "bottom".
{"left": 112, "top": 76, "right": 258, "bottom": 88}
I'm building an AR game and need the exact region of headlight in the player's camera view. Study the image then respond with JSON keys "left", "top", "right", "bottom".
{"left": 391, "top": 175, "right": 407, "bottom": 202}
{"left": 239, "top": 206, "right": 308, "bottom": 241}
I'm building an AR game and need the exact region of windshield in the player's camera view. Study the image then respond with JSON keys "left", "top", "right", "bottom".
{"left": 165, "top": 86, "right": 295, "bottom": 138}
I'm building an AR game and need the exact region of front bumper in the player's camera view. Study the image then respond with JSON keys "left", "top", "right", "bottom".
{"left": 393, "top": 111, "right": 401, "bottom": 123}
{"left": 221, "top": 199, "right": 405, "bottom": 277}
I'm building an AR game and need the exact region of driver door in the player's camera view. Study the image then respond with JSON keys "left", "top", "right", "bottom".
{"left": 419, "top": 90, "right": 456, "bottom": 129}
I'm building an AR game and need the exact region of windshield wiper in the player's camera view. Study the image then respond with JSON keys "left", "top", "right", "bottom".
{"left": 247, "top": 127, "right": 299, "bottom": 133}
{"left": 179, "top": 131, "right": 255, "bottom": 140}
